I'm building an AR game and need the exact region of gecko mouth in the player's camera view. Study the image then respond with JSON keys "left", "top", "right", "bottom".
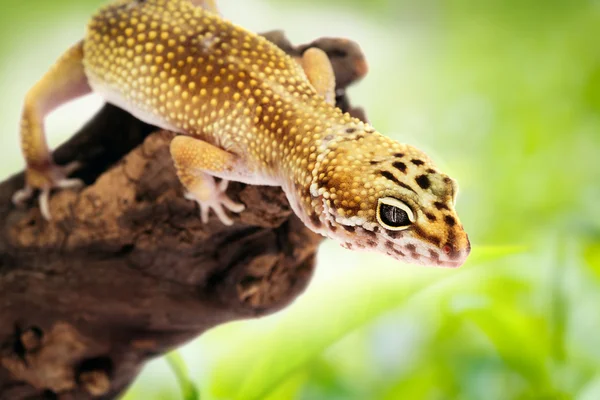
{"left": 396, "top": 251, "right": 466, "bottom": 268}
{"left": 384, "top": 238, "right": 469, "bottom": 268}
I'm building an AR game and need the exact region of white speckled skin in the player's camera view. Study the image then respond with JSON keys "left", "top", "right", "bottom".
{"left": 16, "top": 0, "right": 470, "bottom": 267}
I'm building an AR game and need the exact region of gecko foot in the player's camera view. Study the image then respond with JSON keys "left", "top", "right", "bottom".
{"left": 12, "top": 162, "right": 84, "bottom": 220}
{"left": 184, "top": 179, "right": 245, "bottom": 226}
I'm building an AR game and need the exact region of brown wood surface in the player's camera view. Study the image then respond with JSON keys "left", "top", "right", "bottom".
{"left": 0, "top": 32, "right": 368, "bottom": 399}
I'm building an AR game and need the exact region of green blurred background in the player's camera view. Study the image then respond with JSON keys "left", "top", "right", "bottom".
{"left": 1, "top": 0, "right": 600, "bottom": 398}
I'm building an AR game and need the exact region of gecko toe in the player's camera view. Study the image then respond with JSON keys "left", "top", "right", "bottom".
{"left": 12, "top": 186, "right": 34, "bottom": 206}
{"left": 39, "top": 189, "right": 52, "bottom": 220}
{"left": 212, "top": 204, "right": 234, "bottom": 226}
{"left": 222, "top": 197, "right": 245, "bottom": 213}
{"left": 217, "top": 179, "right": 229, "bottom": 192}
{"left": 56, "top": 177, "right": 84, "bottom": 190}
{"left": 200, "top": 204, "right": 210, "bottom": 223}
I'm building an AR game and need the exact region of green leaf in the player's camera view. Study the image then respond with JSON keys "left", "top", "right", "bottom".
{"left": 166, "top": 351, "right": 200, "bottom": 400}
{"left": 465, "top": 245, "right": 528, "bottom": 265}
{"left": 584, "top": 241, "right": 600, "bottom": 280}
{"left": 206, "top": 246, "right": 522, "bottom": 400}
{"left": 452, "top": 304, "right": 551, "bottom": 388}
{"left": 263, "top": 370, "right": 307, "bottom": 400}
{"left": 378, "top": 364, "right": 442, "bottom": 400}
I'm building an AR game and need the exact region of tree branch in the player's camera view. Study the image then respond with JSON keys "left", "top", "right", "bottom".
{"left": 0, "top": 32, "right": 368, "bottom": 399}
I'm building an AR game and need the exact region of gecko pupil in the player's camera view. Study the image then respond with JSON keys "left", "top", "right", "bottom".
{"left": 380, "top": 204, "right": 410, "bottom": 227}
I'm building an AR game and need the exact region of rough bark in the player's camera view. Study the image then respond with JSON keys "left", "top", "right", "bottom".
{"left": 0, "top": 33, "right": 368, "bottom": 399}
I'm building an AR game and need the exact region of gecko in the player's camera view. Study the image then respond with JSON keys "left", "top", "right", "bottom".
{"left": 13, "top": 0, "right": 470, "bottom": 267}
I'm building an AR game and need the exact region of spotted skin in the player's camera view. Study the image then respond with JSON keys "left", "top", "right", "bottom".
{"left": 309, "top": 132, "right": 470, "bottom": 266}
{"left": 14, "top": 0, "right": 470, "bottom": 267}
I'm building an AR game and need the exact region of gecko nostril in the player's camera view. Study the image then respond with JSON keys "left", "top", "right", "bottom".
{"left": 442, "top": 244, "right": 452, "bottom": 255}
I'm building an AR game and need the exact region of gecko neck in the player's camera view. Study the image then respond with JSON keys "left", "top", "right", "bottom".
{"left": 276, "top": 101, "right": 371, "bottom": 234}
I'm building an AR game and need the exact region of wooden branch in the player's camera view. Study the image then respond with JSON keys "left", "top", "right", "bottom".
{"left": 0, "top": 32, "right": 368, "bottom": 399}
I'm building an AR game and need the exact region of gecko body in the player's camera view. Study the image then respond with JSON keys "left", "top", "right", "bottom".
{"left": 14, "top": 0, "right": 470, "bottom": 267}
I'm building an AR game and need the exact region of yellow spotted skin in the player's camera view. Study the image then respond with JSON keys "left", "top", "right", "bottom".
{"left": 16, "top": 0, "right": 470, "bottom": 267}
{"left": 84, "top": 0, "right": 354, "bottom": 182}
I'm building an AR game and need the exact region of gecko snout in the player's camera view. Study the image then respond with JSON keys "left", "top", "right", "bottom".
{"left": 440, "top": 233, "right": 471, "bottom": 267}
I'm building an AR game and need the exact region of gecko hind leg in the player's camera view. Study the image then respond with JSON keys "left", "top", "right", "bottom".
{"left": 15, "top": 41, "right": 90, "bottom": 219}
{"left": 300, "top": 48, "right": 336, "bottom": 106}
{"left": 170, "top": 136, "right": 245, "bottom": 226}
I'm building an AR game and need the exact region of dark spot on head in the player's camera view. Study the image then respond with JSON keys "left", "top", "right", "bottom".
{"left": 434, "top": 202, "right": 449, "bottom": 211}
{"left": 343, "top": 225, "right": 355, "bottom": 233}
{"left": 429, "top": 250, "right": 440, "bottom": 260}
{"left": 345, "top": 242, "right": 353, "bottom": 249}
{"left": 444, "top": 215, "right": 456, "bottom": 226}
{"left": 324, "top": 134, "right": 334, "bottom": 141}
{"left": 366, "top": 240, "right": 377, "bottom": 247}
{"left": 355, "top": 134, "right": 365, "bottom": 140}
{"left": 406, "top": 244, "right": 416, "bottom": 252}
{"left": 387, "top": 230, "right": 401, "bottom": 239}
{"left": 392, "top": 161, "right": 407, "bottom": 173}
{"left": 444, "top": 177, "right": 452, "bottom": 183}
{"left": 415, "top": 175, "right": 431, "bottom": 190}
{"left": 385, "top": 241, "right": 395, "bottom": 250}
{"left": 425, "top": 213, "right": 437, "bottom": 222}
{"left": 310, "top": 213, "right": 322, "bottom": 228}
{"left": 362, "top": 228, "right": 376, "bottom": 237}
{"left": 446, "top": 229, "right": 456, "bottom": 249}
{"left": 370, "top": 160, "right": 380, "bottom": 165}
{"left": 380, "top": 171, "right": 401, "bottom": 186}
{"left": 328, "top": 221, "right": 337, "bottom": 232}
{"left": 346, "top": 128, "right": 356, "bottom": 134}
{"left": 395, "top": 249, "right": 405, "bottom": 257}
{"left": 412, "top": 226, "right": 442, "bottom": 247}
{"left": 394, "top": 153, "right": 404, "bottom": 158}
{"left": 365, "top": 128, "right": 376, "bottom": 134}
{"left": 411, "top": 159, "right": 424, "bottom": 166}
{"left": 380, "top": 171, "right": 417, "bottom": 193}
{"left": 427, "top": 168, "right": 436, "bottom": 174}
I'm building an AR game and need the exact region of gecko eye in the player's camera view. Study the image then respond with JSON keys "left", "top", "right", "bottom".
{"left": 377, "top": 197, "right": 415, "bottom": 230}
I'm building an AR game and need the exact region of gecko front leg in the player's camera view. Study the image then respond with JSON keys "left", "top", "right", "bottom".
{"left": 14, "top": 41, "right": 90, "bottom": 219}
{"left": 170, "top": 136, "right": 246, "bottom": 226}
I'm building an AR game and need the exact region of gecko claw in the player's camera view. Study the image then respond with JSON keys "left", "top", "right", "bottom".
{"left": 13, "top": 163, "right": 84, "bottom": 220}
{"left": 11, "top": 186, "right": 34, "bottom": 206}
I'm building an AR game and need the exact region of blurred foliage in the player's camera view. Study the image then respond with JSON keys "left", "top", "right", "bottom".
{"left": 166, "top": 351, "right": 200, "bottom": 400}
{"left": 1, "top": 0, "right": 600, "bottom": 399}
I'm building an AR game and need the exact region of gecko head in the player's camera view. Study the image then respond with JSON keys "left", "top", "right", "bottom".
{"left": 310, "top": 132, "right": 470, "bottom": 267}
